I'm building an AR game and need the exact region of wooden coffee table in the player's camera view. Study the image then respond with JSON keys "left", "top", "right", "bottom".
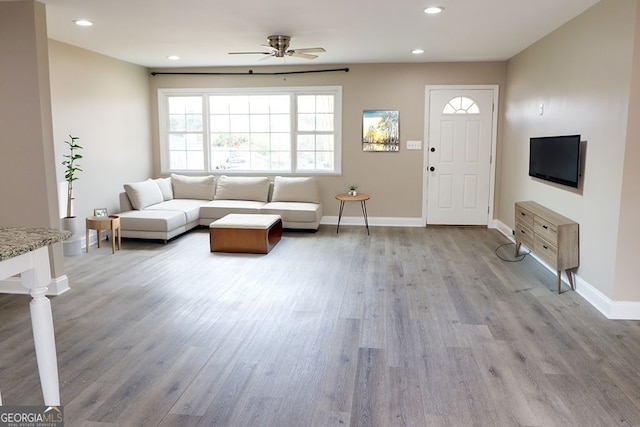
{"left": 209, "top": 214, "right": 282, "bottom": 254}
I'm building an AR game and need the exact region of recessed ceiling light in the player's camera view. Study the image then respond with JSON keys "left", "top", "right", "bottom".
{"left": 74, "top": 19, "right": 93, "bottom": 27}
{"left": 411, "top": 49, "right": 425, "bottom": 55}
{"left": 167, "top": 55, "right": 180, "bottom": 61}
{"left": 424, "top": 7, "right": 443, "bottom": 14}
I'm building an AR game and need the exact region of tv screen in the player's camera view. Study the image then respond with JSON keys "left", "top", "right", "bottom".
{"left": 529, "top": 135, "right": 581, "bottom": 188}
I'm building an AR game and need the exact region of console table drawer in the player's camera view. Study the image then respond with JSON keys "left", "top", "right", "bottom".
{"left": 535, "top": 236, "right": 558, "bottom": 268}
{"left": 515, "top": 205, "right": 534, "bottom": 227}
{"left": 515, "top": 221, "right": 534, "bottom": 248}
{"left": 535, "top": 217, "right": 557, "bottom": 243}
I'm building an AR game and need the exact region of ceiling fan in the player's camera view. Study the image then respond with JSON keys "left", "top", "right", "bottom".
{"left": 229, "top": 35, "right": 326, "bottom": 60}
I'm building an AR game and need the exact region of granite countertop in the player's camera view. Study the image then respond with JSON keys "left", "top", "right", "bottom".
{"left": 0, "top": 227, "right": 71, "bottom": 261}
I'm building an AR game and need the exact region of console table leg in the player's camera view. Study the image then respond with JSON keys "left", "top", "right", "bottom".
{"left": 566, "top": 270, "right": 575, "bottom": 291}
{"left": 557, "top": 271, "right": 562, "bottom": 294}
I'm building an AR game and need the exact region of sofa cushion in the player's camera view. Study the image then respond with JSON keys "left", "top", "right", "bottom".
{"left": 200, "top": 200, "right": 267, "bottom": 221}
{"left": 261, "top": 201, "right": 322, "bottom": 224}
{"left": 214, "top": 176, "right": 270, "bottom": 202}
{"left": 117, "top": 209, "right": 186, "bottom": 232}
{"left": 145, "top": 199, "right": 208, "bottom": 224}
{"left": 171, "top": 174, "right": 215, "bottom": 200}
{"left": 271, "top": 176, "right": 320, "bottom": 203}
{"left": 123, "top": 180, "right": 164, "bottom": 210}
{"left": 154, "top": 177, "right": 174, "bottom": 201}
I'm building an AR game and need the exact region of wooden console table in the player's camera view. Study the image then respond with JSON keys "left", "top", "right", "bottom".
{"left": 0, "top": 226, "right": 70, "bottom": 405}
{"left": 514, "top": 201, "right": 579, "bottom": 294}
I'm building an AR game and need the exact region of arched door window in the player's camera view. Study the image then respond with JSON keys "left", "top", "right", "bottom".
{"left": 442, "top": 96, "right": 480, "bottom": 114}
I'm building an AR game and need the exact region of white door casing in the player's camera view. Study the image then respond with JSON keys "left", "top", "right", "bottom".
{"left": 423, "top": 87, "right": 498, "bottom": 225}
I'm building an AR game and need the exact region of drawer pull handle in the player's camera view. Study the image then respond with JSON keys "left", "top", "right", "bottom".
{"left": 521, "top": 212, "right": 525, "bottom": 216}
{"left": 542, "top": 225, "right": 548, "bottom": 229}
{"left": 520, "top": 230, "right": 525, "bottom": 234}
{"left": 543, "top": 245, "right": 548, "bottom": 250}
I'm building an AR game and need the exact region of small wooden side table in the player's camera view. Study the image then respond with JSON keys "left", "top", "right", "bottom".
{"left": 86, "top": 215, "right": 121, "bottom": 254}
{"left": 335, "top": 193, "right": 370, "bottom": 235}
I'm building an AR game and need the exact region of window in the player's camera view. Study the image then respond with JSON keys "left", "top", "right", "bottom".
{"left": 159, "top": 87, "right": 342, "bottom": 174}
{"left": 442, "top": 96, "right": 480, "bottom": 114}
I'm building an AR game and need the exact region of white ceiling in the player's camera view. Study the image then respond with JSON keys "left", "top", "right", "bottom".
{"left": 38, "top": 0, "right": 600, "bottom": 68}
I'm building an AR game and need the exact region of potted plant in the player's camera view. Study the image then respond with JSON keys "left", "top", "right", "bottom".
{"left": 348, "top": 184, "right": 358, "bottom": 196}
{"left": 61, "top": 135, "right": 83, "bottom": 234}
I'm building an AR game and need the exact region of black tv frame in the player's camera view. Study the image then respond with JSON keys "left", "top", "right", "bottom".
{"left": 529, "top": 134, "right": 581, "bottom": 189}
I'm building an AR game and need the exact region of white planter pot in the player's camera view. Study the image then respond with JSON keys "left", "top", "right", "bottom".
{"left": 61, "top": 216, "right": 78, "bottom": 236}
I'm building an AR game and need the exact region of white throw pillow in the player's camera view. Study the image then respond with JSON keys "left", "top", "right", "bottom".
{"left": 214, "top": 176, "right": 270, "bottom": 202}
{"left": 271, "top": 176, "right": 320, "bottom": 203}
{"left": 154, "top": 177, "right": 174, "bottom": 201}
{"left": 171, "top": 174, "right": 216, "bottom": 200}
{"left": 123, "top": 179, "right": 164, "bottom": 210}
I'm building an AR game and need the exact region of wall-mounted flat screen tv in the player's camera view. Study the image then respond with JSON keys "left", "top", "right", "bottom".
{"left": 529, "top": 134, "right": 581, "bottom": 188}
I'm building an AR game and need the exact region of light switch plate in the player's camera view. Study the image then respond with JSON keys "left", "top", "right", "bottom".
{"left": 407, "top": 140, "right": 422, "bottom": 150}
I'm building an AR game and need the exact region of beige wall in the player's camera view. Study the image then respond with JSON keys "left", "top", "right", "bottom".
{"left": 48, "top": 40, "right": 152, "bottom": 226}
{"left": 499, "top": 0, "right": 637, "bottom": 298}
{"left": 149, "top": 62, "right": 506, "bottom": 218}
{"left": 0, "top": 1, "right": 64, "bottom": 276}
{"left": 613, "top": 1, "right": 640, "bottom": 301}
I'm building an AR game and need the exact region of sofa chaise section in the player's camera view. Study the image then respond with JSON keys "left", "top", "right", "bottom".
{"left": 260, "top": 176, "right": 322, "bottom": 230}
{"left": 117, "top": 176, "right": 214, "bottom": 243}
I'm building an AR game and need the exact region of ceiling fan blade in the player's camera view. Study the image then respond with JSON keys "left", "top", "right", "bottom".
{"left": 259, "top": 54, "right": 275, "bottom": 61}
{"left": 289, "top": 51, "right": 318, "bottom": 60}
{"left": 228, "top": 51, "right": 272, "bottom": 55}
{"left": 292, "top": 47, "right": 326, "bottom": 54}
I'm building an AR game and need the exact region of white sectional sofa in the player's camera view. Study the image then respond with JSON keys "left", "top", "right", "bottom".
{"left": 117, "top": 174, "right": 322, "bottom": 243}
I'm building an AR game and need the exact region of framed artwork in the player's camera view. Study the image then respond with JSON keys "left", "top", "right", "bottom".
{"left": 362, "top": 110, "right": 399, "bottom": 152}
{"left": 93, "top": 208, "right": 108, "bottom": 217}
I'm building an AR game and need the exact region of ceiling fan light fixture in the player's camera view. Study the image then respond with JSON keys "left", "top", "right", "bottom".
{"left": 229, "top": 35, "right": 325, "bottom": 61}
{"left": 424, "top": 6, "right": 443, "bottom": 14}
{"left": 167, "top": 55, "right": 180, "bottom": 61}
{"left": 411, "top": 48, "right": 425, "bottom": 55}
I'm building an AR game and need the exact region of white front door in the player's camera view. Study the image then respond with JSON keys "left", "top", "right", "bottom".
{"left": 425, "top": 88, "right": 495, "bottom": 225}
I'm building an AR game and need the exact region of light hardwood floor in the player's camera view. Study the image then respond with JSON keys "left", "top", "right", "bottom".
{"left": 1, "top": 225, "right": 639, "bottom": 426}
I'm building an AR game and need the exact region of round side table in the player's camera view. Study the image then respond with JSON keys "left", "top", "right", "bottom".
{"left": 86, "top": 215, "right": 121, "bottom": 254}
{"left": 335, "top": 193, "right": 370, "bottom": 235}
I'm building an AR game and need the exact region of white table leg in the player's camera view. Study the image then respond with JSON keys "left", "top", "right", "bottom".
{"left": 19, "top": 247, "right": 61, "bottom": 406}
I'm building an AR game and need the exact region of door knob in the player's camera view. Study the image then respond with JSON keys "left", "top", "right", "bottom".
{"left": 429, "top": 166, "right": 435, "bottom": 172}
{"left": 430, "top": 147, "right": 436, "bottom": 152}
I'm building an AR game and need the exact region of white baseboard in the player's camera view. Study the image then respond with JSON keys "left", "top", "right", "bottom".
{"left": 321, "top": 215, "right": 425, "bottom": 227}
{"left": 0, "top": 274, "right": 71, "bottom": 296}
{"left": 64, "top": 230, "right": 110, "bottom": 256}
{"left": 494, "top": 219, "right": 640, "bottom": 320}
{"left": 322, "top": 216, "right": 512, "bottom": 229}
{"left": 492, "top": 218, "right": 513, "bottom": 236}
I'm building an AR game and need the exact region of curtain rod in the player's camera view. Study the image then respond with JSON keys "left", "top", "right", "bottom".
{"left": 150, "top": 67, "right": 349, "bottom": 76}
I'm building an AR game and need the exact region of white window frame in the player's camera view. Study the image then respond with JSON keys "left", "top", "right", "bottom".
{"left": 158, "top": 86, "right": 342, "bottom": 175}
